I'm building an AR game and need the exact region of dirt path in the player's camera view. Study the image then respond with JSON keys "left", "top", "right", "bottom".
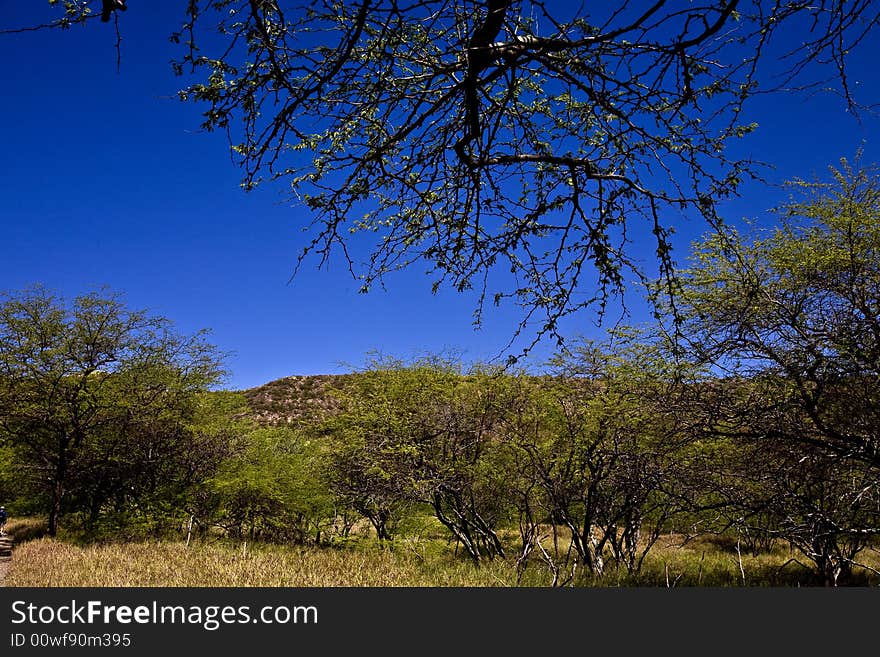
{"left": 0, "top": 535, "right": 13, "bottom": 586}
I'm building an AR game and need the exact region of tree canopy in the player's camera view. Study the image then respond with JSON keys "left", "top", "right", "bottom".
{"left": 0, "top": 286, "right": 230, "bottom": 535}
{"left": 9, "top": 1, "right": 879, "bottom": 355}
{"left": 674, "top": 162, "right": 880, "bottom": 584}
{"left": 680, "top": 160, "right": 880, "bottom": 470}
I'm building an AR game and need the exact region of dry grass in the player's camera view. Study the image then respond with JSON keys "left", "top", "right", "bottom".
{"left": 5, "top": 526, "right": 879, "bottom": 587}
{"left": 4, "top": 538, "right": 518, "bottom": 587}
{"left": 4, "top": 517, "right": 48, "bottom": 543}
{"left": 612, "top": 535, "right": 880, "bottom": 587}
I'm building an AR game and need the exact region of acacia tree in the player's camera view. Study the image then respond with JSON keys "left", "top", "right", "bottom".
{"left": 680, "top": 161, "right": 880, "bottom": 471}
{"left": 206, "top": 425, "right": 336, "bottom": 543}
{"left": 70, "top": 389, "right": 244, "bottom": 534}
{"left": 9, "top": 1, "right": 878, "bottom": 353}
{"left": 327, "top": 357, "right": 514, "bottom": 561}
{"left": 503, "top": 336, "right": 695, "bottom": 582}
{"left": 324, "top": 361, "right": 435, "bottom": 543}
{"left": 705, "top": 428, "right": 880, "bottom": 586}
{"left": 678, "top": 162, "right": 880, "bottom": 584}
{"left": 0, "top": 286, "right": 227, "bottom": 535}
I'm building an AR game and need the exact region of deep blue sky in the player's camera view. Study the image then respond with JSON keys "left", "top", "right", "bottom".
{"left": 1, "top": 4, "right": 879, "bottom": 390}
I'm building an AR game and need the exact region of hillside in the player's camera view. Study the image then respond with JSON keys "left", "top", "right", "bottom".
{"left": 241, "top": 374, "right": 355, "bottom": 426}
{"left": 240, "top": 371, "right": 583, "bottom": 426}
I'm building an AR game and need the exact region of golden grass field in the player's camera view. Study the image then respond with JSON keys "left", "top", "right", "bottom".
{"left": 5, "top": 537, "right": 518, "bottom": 587}
{"left": 3, "top": 518, "right": 879, "bottom": 587}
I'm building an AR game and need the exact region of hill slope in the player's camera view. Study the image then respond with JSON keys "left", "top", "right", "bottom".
{"left": 241, "top": 374, "right": 355, "bottom": 426}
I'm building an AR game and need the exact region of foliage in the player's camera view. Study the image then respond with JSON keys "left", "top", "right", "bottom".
{"left": 0, "top": 286, "right": 231, "bottom": 535}
{"left": 10, "top": 1, "right": 877, "bottom": 353}
{"left": 503, "top": 334, "right": 699, "bottom": 581}
{"left": 678, "top": 161, "right": 880, "bottom": 584}
{"left": 166, "top": 1, "right": 877, "bottom": 352}
{"left": 325, "top": 356, "right": 516, "bottom": 561}
{"left": 0, "top": 163, "right": 877, "bottom": 584}
{"left": 681, "top": 159, "right": 880, "bottom": 468}
{"left": 205, "top": 425, "right": 336, "bottom": 544}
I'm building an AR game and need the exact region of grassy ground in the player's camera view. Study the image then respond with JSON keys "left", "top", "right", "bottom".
{"left": 4, "top": 519, "right": 879, "bottom": 586}
{"left": 6, "top": 537, "right": 518, "bottom": 587}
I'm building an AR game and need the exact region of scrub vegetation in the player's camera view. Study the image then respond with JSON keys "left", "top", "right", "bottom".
{"left": 3, "top": 165, "right": 880, "bottom": 587}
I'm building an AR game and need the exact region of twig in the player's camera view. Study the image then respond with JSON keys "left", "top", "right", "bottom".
{"left": 114, "top": 12, "right": 123, "bottom": 72}
{"left": 0, "top": 14, "right": 101, "bottom": 34}
{"left": 735, "top": 539, "right": 746, "bottom": 586}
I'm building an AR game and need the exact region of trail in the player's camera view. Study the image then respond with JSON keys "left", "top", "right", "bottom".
{"left": 0, "top": 534, "right": 13, "bottom": 586}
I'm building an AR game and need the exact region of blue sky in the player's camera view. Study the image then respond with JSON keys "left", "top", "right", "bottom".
{"left": 1, "top": 4, "right": 879, "bottom": 390}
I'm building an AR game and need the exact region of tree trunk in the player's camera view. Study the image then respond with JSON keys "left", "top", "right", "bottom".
{"left": 367, "top": 509, "right": 391, "bottom": 542}
{"left": 48, "top": 479, "right": 64, "bottom": 536}
{"left": 47, "top": 437, "right": 70, "bottom": 537}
